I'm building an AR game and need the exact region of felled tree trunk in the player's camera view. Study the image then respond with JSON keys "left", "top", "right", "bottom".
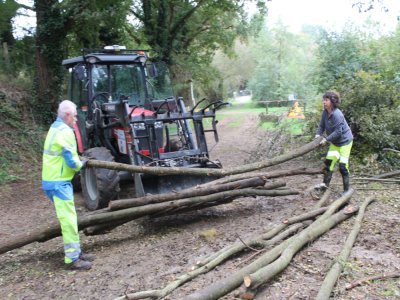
{"left": 116, "top": 207, "right": 328, "bottom": 300}
{"left": 316, "top": 197, "right": 375, "bottom": 300}
{"left": 109, "top": 177, "right": 274, "bottom": 211}
{"left": 196, "top": 167, "right": 323, "bottom": 187}
{"left": 185, "top": 190, "right": 354, "bottom": 300}
{"left": 242, "top": 205, "right": 358, "bottom": 297}
{"left": 84, "top": 187, "right": 297, "bottom": 234}
{"left": 87, "top": 138, "right": 322, "bottom": 177}
{"left": 373, "top": 170, "right": 400, "bottom": 179}
{"left": 0, "top": 187, "right": 294, "bottom": 255}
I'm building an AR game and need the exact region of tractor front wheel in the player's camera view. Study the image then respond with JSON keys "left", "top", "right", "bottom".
{"left": 81, "top": 147, "right": 120, "bottom": 210}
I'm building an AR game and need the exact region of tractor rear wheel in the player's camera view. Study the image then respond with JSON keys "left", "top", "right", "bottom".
{"left": 81, "top": 147, "right": 120, "bottom": 210}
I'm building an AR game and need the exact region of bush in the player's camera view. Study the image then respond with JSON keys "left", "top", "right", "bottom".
{"left": 339, "top": 71, "right": 400, "bottom": 169}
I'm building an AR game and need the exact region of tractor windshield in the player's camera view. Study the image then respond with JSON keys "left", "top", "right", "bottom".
{"left": 91, "top": 64, "right": 147, "bottom": 106}
{"left": 90, "top": 62, "right": 175, "bottom": 106}
{"left": 146, "top": 62, "right": 174, "bottom": 100}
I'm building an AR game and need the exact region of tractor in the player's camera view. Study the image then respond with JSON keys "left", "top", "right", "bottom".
{"left": 62, "top": 45, "right": 225, "bottom": 210}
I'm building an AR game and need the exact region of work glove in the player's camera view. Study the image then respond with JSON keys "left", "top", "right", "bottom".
{"left": 319, "top": 138, "right": 327, "bottom": 146}
{"left": 81, "top": 157, "right": 90, "bottom": 169}
{"left": 315, "top": 134, "right": 320, "bottom": 139}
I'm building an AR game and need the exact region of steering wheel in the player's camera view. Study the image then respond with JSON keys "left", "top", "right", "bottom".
{"left": 91, "top": 92, "right": 110, "bottom": 104}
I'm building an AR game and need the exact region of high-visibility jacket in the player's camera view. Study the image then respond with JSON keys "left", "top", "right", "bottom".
{"left": 42, "top": 117, "right": 82, "bottom": 192}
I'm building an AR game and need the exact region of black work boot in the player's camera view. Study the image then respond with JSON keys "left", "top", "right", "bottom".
{"left": 323, "top": 170, "right": 333, "bottom": 188}
{"left": 80, "top": 252, "right": 95, "bottom": 262}
{"left": 314, "top": 169, "right": 333, "bottom": 192}
{"left": 339, "top": 163, "right": 350, "bottom": 193}
{"left": 66, "top": 259, "right": 92, "bottom": 270}
{"left": 342, "top": 173, "right": 350, "bottom": 193}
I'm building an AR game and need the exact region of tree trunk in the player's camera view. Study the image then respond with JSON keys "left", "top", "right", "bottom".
{"left": 0, "top": 187, "right": 294, "bottom": 255}
{"left": 195, "top": 167, "right": 323, "bottom": 187}
{"left": 150, "top": 188, "right": 298, "bottom": 217}
{"left": 373, "top": 169, "right": 400, "bottom": 179}
{"left": 185, "top": 191, "right": 354, "bottom": 300}
{"left": 242, "top": 193, "right": 356, "bottom": 296}
{"left": 109, "top": 176, "right": 273, "bottom": 211}
{"left": 86, "top": 138, "right": 323, "bottom": 177}
{"left": 242, "top": 205, "right": 358, "bottom": 296}
{"left": 316, "top": 197, "right": 375, "bottom": 300}
{"left": 85, "top": 187, "right": 297, "bottom": 234}
{"left": 117, "top": 206, "right": 328, "bottom": 300}
{"left": 34, "top": 0, "right": 67, "bottom": 123}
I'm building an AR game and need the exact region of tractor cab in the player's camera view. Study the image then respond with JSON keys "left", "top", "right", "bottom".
{"left": 62, "top": 46, "right": 225, "bottom": 210}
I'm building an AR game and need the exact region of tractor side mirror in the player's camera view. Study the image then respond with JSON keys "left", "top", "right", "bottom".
{"left": 146, "top": 63, "right": 158, "bottom": 78}
{"left": 73, "top": 64, "right": 86, "bottom": 81}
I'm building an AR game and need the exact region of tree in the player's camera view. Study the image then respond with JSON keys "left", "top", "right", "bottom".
{"left": 0, "top": 0, "right": 19, "bottom": 45}
{"left": 33, "top": 0, "right": 132, "bottom": 122}
{"left": 247, "top": 23, "right": 317, "bottom": 101}
{"left": 128, "top": 0, "right": 267, "bottom": 101}
{"left": 34, "top": 0, "right": 67, "bottom": 122}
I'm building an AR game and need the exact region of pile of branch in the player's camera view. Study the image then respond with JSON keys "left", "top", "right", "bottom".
{"left": 352, "top": 169, "right": 400, "bottom": 187}
{"left": 0, "top": 139, "right": 323, "bottom": 255}
{"left": 115, "top": 190, "right": 378, "bottom": 300}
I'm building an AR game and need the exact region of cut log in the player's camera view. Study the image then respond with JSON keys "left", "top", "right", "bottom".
{"left": 373, "top": 169, "right": 400, "bottom": 179}
{"left": 316, "top": 197, "right": 375, "bottom": 300}
{"left": 150, "top": 188, "right": 299, "bottom": 217}
{"left": 109, "top": 177, "right": 277, "bottom": 211}
{"left": 197, "top": 167, "right": 323, "bottom": 187}
{"left": 352, "top": 177, "right": 400, "bottom": 183}
{"left": 198, "top": 206, "right": 327, "bottom": 267}
{"left": 87, "top": 138, "right": 323, "bottom": 177}
{"left": 115, "top": 207, "right": 328, "bottom": 300}
{"left": 185, "top": 204, "right": 355, "bottom": 300}
{"left": 184, "top": 191, "right": 353, "bottom": 300}
{"left": 90, "top": 187, "right": 298, "bottom": 233}
{"left": 314, "top": 189, "right": 332, "bottom": 209}
{"left": 242, "top": 204, "right": 358, "bottom": 295}
{"left": 115, "top": 223, "right": 306, "bottom": 300}
{"left": 0, "top": 187, "right": 295, "bottom": 255}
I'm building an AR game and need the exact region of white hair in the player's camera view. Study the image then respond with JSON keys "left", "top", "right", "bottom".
{"left": 57, "top": 100, "right": 77, "bottom": 119}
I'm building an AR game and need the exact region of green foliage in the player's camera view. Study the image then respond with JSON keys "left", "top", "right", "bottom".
{"left": 0, "top": 100, "right": 20, "bottom": 127}
{"left": 132, "top": 0, "right": 267, "bottom": 64}
{"left": 0, "top": 0, "right": 19, "bottom": 44}
{"left": 313, "top": 28, "right": 375, "bottom": 92}
{"left": 2, "top": 36, "right": 36, "bottom": 78}
{"left": 129, "top": 0, "right": 267, "bottom": 102}
{"left": 337, "top": 71, "right": 400, "bottom": 168}
{"left": 247, "top": 24, "right": 318, "bottom": 101}
{"left": 304, "top": 22, "right": 400, "bottom": 169}
{"left": 0, "top": 98, "right": 44, "bottom": 184}
{"left": 63, "top": 0, "right": 132, "bottom": 50}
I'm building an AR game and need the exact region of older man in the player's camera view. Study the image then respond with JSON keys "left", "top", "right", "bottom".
{"left": 42, "top": 100, "right": 94, "bottom": 270}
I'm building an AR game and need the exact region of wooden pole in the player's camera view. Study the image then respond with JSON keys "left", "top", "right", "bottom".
{"left": 86, "top": 138, "right": 323, "bottom": 177}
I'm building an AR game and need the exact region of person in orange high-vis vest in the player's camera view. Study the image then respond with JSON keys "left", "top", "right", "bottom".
{"left": 42, "top": 100, "right": 94, "bottom": 270}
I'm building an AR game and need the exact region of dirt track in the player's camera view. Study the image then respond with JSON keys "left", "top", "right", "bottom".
{"left": 0, "top": 107, "right": 399, "bottom": 299}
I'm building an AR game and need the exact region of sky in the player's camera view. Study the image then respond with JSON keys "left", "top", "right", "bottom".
{"left": 264, "top": 0, "right": 400, "bottom": 34}
{"left": 13, "top": 0, "right": 400, "bottom": 38}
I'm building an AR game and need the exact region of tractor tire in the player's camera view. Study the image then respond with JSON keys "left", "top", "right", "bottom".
{"left": 81, "top": 147, "right": 120, "bottom": 211}
{"left": 71, "top": 172, "right": 82, "bottom": 192}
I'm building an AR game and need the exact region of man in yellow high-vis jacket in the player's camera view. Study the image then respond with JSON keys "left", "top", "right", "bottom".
{"left": 42, "top": 100, "right": 94, "bottom": 270}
